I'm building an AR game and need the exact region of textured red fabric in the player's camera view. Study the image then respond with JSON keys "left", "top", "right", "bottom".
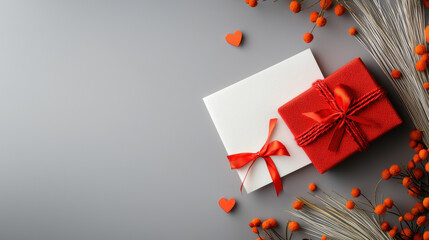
{"left": 278, "top": 58, "right": 402, "bottom": 173}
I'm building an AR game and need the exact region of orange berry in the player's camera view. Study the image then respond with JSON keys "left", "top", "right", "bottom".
{"left": 424, "top": 231, "right": 429, "bottom": 240}
{"left": 346, "top": 201, "right": 355, "bottom": 209}
{"left": 321, "top": 235, "right": 327, "bottom": 240}
{"left": 391, "top": 69, "right": 401, "bottom": 79}
{"left": 416, "top": 59, "right": 427, "bottom": 72}
{"left": 251, "top": 218, "right": 262, "bottom": 227}
{"left": 247, "top": 0, "right": 257, "bottom": 7}
{"left": 267, "top": 218, "right": 278, "bottom": 227}
{"left": 403, "top": 177, "right": 413, "bottom": 188}
{"left": 423, "top": 53, "right": 429, "bottom": 62}
{"left": 288, "top": 221, "right": 300, "bottom": 232}
{"left": 351, "top": 188, "right": 361, "bottom": 197}
{"left": 415, "top": 168, "right": 424, "bottom": 179}
{"left": 384, "top": 198, "right": 394, "bottom": 209}
{"left": 404, "top": 212, "right": 415, "bottom": 221}
{"left": 248, "top": 0, "right": 258, "bottom": 7}
{"left": 290, "top": 1, "right": 301, "bottom": 13}
{"left": 414, "top": 153, "right": 422, "bottom": 163}
{"left": 303, "top": 33, "right": 314, "bottom": 43}
{"left": 262, "top": 220, "right": 271, "bottom": 230}
{"left": 374, "top": 204, "right": 387, "bottom": 215}
{"left": 349, "top": 27, "right": 357, "bottom": 35}
{"left": 389, "top": 228, "right": 397, "bottom": 237}
{"left": 418, "top": 216, "right": 428, "bottom": 226}
{"left": 381, "top": 169, "right": 391, "bottom": 180}
{"left": 309, "top": 183, "right": 317, "bottom": 192}
{"left": 249, "top": 222, "right": 254, "bottom": 228}
{"left": 335, "top": 4, "right": 345, "bottom": 16}
{"left": 426, "top": 162, "right": 429, "bottom": 172}
{"left": 252, "top": 227, "right": 259, "bottom": 233}
{"left": 316, "top": 17, "right": 327, "bottom": 27}
{"left": 293, "top": 200, "right": 304, "bottom": 210}
{"left": 408, "top": 160, "right": 416, "bottom": 170}
{"left": 424, "top": 198, "right": 429, "bottom": 209}
{"left": 402, "top": 228, "right": 413, "bottom": 239}
{"left": 399, "top": 216, "right": 404, "bottom": 221}
{"left": 409, "top": 186, "right": 421, "bottom": 197}
{"left": 409, "top": 140, "right": 418, "bottom": 148}
{"left": 415, "top": 143, "right": 425, "bottom": 153}
{"left": 411, "top": 207, "right": 420, "bottom": 215}
{"left": 309, "top": 11, "right": 319, "bottom": 23}
{"left": 416, "top": 45, "right": 427, "bottom": 55}
{"left": 410, "top": 130, "right": 423, "bottom": 141}
{"left": 426, "top": 25, "right": 429, "bottom": 43}
{"left": 420, "top": 149, "right": 429, "bottom": 159}
{"left": 415, "top": 202, "right": 425, "bottom": 213}
{"left": 257, "top": 238, "right": 266, "bottom": 240}
{"left": 389, "top": 165, "right": 401, "bottom": 176}
{"left": 381, "top": 221, "right": 390, "bottom": 231}
{"left": 320, "top": 0, "right": 333, "bottom": 10}
{"left": 424, "top": 83, "right": 429, "bottom": 90}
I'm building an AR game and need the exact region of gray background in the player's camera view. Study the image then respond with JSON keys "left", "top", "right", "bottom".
{"left": 0, "top": 0, "right": 418, "bottom": 239}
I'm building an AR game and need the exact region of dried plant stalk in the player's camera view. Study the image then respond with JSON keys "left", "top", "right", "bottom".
{"left": 286, "top": 192, "right": 396, "bottom": 240}
{"left": 342, "top": 0, "right": 429, "bottom": 144}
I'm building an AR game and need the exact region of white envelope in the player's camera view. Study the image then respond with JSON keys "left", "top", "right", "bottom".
{"left": 203, "top": 49, "right": 324, "bottom": 194}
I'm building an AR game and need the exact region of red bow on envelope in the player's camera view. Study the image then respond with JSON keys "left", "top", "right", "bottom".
{"left": 299, "top": 80, "right": 385, "bottom": 152}
{"left": 227, "top": 118, "right": 289, "bottom": 196}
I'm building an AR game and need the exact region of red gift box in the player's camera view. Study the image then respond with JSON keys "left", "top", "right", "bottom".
{"left": 278, "top": 58, "right": 402, "bottom": 173}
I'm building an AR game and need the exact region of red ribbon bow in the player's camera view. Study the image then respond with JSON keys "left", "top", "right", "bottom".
{"left": 299, "top": 81, "right": 385, "bottom": 152}
{"left": 227, "top": 118, "right": 289, "bottom": 196}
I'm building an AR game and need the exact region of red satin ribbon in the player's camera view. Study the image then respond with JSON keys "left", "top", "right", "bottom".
{"left": 299, "top": 81, "right": 385, "bottom": 152}
{"left": 227, "top": 118, "right": 290, "bottom": 196}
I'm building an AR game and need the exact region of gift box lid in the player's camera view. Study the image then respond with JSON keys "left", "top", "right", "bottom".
{"left": 278, "top": 58, "right": 402, "bottom": 173}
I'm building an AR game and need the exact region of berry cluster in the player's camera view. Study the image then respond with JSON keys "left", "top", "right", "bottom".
{"left": 414, "top": 44, "right": 428, "bottom": 73}
{"left": 248, "top": 183, "right": 318, "bottom": 240}
{"left": 244, "top": 0, "right": 355, "bottom": 43}
{"left": 415, "top": 45, "right": 429, "bottom": 91}
{"left": 374, "top": 129, "right": 429, "bottom": 239}
{"left": 391, "top": 20, "right": 429, "bottom": 92}
{"left": 292, "top": 184, "right": 429, "bottom": 239}
{"left": 381, "top": 130, "right": 429, "bottom": 199}
{"left": 248, "top": 217, "right": 300, "bottom": 240}
{"left": 289, "top": 0, "right": 348, "bottom": 43}
{"left": 373, "top": 197, "right": 429, "bottom": 239}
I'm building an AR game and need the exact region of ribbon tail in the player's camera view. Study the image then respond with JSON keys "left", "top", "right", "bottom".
{"left": 239, "top": 159, "right": 257, "bottom": 195}
{"left": 267, "top": 118, "right": 278, "bottom": 137}
{"left": 263, "top": 157, "right": 283, "bottom": 197}
{"left": 328, "top": 122, "right": 347, "bottom": 152}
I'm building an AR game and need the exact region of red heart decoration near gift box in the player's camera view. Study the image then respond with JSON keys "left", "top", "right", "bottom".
{"left": 225, "top": 31, "right": 242, "bottom": 47}
{"left": 218, "top": 198, "right": 236, "bottom": 213}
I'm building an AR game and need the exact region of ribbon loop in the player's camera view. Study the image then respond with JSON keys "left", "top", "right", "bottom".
{"left": 334, "top": 84, "right": 353, "bottom": 112}
{"left": 227, "top": 118, "right": 290, "bottom": 196}
{"left": 298, "top": 80, "right": 385, "bottom": 152}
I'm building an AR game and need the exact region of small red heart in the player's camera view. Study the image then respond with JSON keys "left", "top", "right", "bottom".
{"left": 219, "top": 198, "right": 236, "bottom": 213}
{"left": 225, "top": 31, "right": 242, "bottom": 47}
